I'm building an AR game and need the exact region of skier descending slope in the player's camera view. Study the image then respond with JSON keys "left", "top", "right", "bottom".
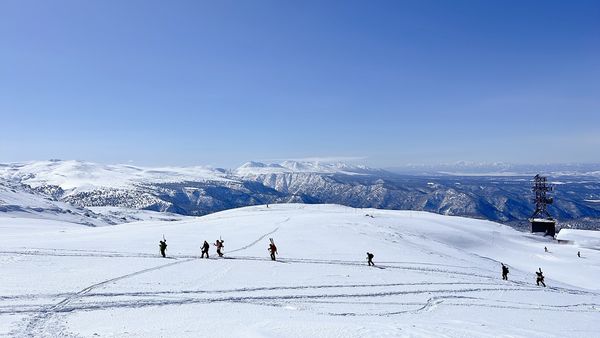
{"left": 367, "top": 252, "right": 375, "bottom": 266}
{"left": 268, "top": 238, "right": 278, "bottom": 261}
{"left": 159, "top": 239, "right": 167, "bottom": 258}
{"left": 536, "top": 268, "right": 546, "bottom": 287}
{"left": 501, "top": 263, "right": 509, "bottom": 280}
{"left": 201, "top": 240, "right": 210, "bottom": 258}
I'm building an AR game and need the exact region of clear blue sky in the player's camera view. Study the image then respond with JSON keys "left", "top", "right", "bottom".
{"left": 1, "top": 0, "right": 599, "bottom": 168}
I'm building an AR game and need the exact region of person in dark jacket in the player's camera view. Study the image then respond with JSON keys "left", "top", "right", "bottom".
{"left": 268, "top": 242, "right": 278, "bottom": 261}
{"left": 501, "top": 263, "right": 509, "bottom": 280}
{"left": 201, "top": 240, "right": 210, "bottom": 258}
{"left": 159, "top": 240, "right": 167, "bottom": 258}
{"left": 536, "top": 268, "right": 546, "bottom": 287}
{"left": 366, "top": 252, "right": 375, "bottom": 266}
{"left": 214, "top": 239, "right": 224, "bottom": 257}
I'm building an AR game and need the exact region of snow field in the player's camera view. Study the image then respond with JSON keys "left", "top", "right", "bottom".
{"left": 1, "top": 204, "right": 599, "bottom": 337}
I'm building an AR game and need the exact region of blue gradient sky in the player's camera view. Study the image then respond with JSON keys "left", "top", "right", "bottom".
{"left": 1, "top": 0, "right": 599, "bottom": 168}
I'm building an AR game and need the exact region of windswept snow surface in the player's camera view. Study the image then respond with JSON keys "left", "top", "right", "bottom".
{"left": 1, "top": 204, "right": 599, "bottom": 337}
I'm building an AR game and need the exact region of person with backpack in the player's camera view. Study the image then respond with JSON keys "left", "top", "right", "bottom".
{"left": 214, "top": 239, "right": 224, "bottom": 257}
{"left": 201, "top": 240, "right": 210, "bottom": 258}
{"left": 159, "top": 239, "right": 167, "bottom": 258}
{"left": 536, "top": 268, "right": 546, "bottom": 287}
{"left": 501, "top": 263, "right": 509, "bottom": 280}
{"left": 366, "top": 252, "right": 375, "bottom": 266}
{"left": 268, "top": 239, "right": 278, "bottom": 261}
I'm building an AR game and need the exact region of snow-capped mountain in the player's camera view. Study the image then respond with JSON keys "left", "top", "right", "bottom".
{"left": 235, "top": 160, "right": 382, "bottom": 176}
{"left": 0, "top": 160, "right": 231, "bottom": 194}
{"left": 389, "top": 161, "right": 600, "bottom": 177}
{"left": 0, "top": 178, "right": 118, "bottom": 226}
{"left": 1, "top": 160, "right": 600, "bottom": 229}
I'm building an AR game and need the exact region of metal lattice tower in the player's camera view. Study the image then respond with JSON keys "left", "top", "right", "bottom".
{"left": 531, "top": 174, "right": 554, "bottom": 219}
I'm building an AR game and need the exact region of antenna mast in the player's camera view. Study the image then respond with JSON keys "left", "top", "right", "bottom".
{"left": 531, "top": 174, "right": 554, "bottom": 220}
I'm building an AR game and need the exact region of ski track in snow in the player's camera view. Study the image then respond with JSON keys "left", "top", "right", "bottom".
{"left": 4, "top": 208, "right": 600, "bottom": 337}
{"left": 15, "top": 224, "right": 283, "bottom": 337}
{"left": 8, "top": 252, "right": 600, "bottom": 334}
{"left": 7, "top": 283, "right": 600, "bottom": 319}
{"left": 8, "top": 256, "right": 600, "bottom": 331}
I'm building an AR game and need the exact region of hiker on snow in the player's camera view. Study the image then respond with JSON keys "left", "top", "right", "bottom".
{"left": 501, "top": 263, "right": 509, "bottom": 280}
{"left": 268, "top": 241, "right": 278, "bottom": 261}
{"left": 214, "top": 239, "right": 224, "bottom": 257}
{"left": 367, "top": 252, "right": 375, "bottom": 266}
{"left": 159, "top": 239, "right": 167, "bottom": 258}
{"left": 536, "top": 268, "right": 546, "bottom": 287}
{"left": 201, "top": 240, "right": 210, "bottom": 258}
{"left": 578, "top": 251, "right": 581, "bottom": 258}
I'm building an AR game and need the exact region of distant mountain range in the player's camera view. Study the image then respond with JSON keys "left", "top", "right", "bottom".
{"left": 1, "top": 160, "right": 599, "bottom": 230}
{"left": 387, "top": 162, "right": 600, "bottom": 176}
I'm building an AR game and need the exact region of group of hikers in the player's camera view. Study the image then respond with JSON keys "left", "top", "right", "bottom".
{"left": 199, "top": 239, "right": 225, "bottom": 258}
{"left": 158, "top": 237, "right": 276, "bottom": 260}
{"left": 159, "top": 237, "right": 568, "bottom": 288}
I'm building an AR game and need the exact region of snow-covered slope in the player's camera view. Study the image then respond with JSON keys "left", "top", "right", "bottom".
{"left": 236, "top": 160, "right": 380, "bottom": 176}
{"left": 556, "top": 228, "right": 600, "bottom": 249}
{"left": 0, "top": 160, "right": 231, "bottom": 195}
{"left": 0, "top": 179, "right": 118, "bottom": 226}
{"left": 1, "top": 204, "right": 598, "bottom": 337}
